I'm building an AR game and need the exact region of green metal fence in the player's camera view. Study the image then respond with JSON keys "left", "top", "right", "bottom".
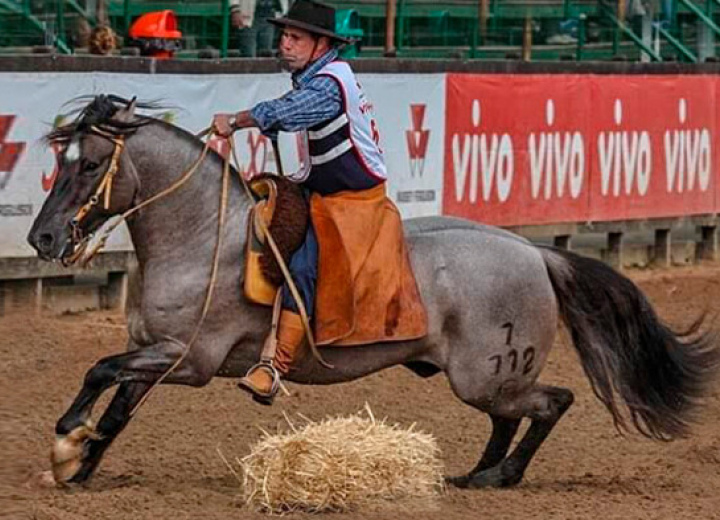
{"left": 1, "top": 1, "right": 720, "bottom": 62}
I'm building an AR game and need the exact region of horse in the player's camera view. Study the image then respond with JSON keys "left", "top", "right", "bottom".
{"left": 27, "top": 94, "right": 719, "bottom": 488}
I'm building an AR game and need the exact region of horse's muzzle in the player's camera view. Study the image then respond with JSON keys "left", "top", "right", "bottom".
{"left": 27, "top": 228, "right": 73, "bottom": 262}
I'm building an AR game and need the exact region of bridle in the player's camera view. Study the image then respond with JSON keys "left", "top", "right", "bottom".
{"left": 64, "top": 127, "right": 125, "bottom": 266}
{"left": 62, "top": 124, "right": 218, "bottom": 267}
{"left": 54, "top": 120, "right": 330, "bottom": 420}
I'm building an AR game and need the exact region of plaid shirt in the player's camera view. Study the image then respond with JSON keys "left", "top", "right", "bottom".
{"left": 250, "top": 49, "right": 342, "bottom": 137}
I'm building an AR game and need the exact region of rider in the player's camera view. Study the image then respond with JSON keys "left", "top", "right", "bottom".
{"left": 213, "top": 0, "right": 388, "bottom": 404}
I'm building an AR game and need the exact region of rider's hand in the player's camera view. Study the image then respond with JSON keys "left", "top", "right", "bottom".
{"left": 212, "top": 113, "right": 236, "bottom": 138}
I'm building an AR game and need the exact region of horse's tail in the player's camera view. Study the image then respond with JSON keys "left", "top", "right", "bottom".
{"left": 538, "top": 245, "right": 719, "bottom": 440}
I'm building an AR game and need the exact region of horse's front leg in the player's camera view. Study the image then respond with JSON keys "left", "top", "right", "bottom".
{"left": 52, "top": 340, "right": 212, "bottom": 484}
{"left": 60, "top": 381, "right": 149, "bottom": 484}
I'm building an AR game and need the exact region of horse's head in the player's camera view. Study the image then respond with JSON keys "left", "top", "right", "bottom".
{"left": 28, "top": 95, "right": 145, "bottom": 262}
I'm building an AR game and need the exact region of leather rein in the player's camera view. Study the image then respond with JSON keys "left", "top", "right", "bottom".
{"left": 61, "top": 123, "right": 329, "bottom": 420}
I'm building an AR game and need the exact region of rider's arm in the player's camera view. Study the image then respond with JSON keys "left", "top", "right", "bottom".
{"left": 249, "top": 75, "right": 342, "bottom": 134}
{"left": 230, "top": 110, "right": 257, "bottom": 129}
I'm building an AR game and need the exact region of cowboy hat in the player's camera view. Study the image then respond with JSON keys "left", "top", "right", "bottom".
{"left": 268, "top": 0, "right": 352, "bottom": 44}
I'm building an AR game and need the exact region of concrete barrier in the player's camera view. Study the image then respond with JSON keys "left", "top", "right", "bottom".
{"left": 0, "top": 252, "right": 132, "bottom": 316}
{"left": 1, "top": 218, "right": 716, "bottom": 317}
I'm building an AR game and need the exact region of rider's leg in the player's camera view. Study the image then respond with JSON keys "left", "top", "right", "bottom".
{"left": 238, "top": 226, "right": 317, "bottom": 403}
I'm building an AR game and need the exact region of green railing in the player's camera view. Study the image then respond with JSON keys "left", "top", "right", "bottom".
{"left": 109, "top": 0, "right": 364, "bottom": 57}
{"left": 2, "top": 0, "right": 720, "bottom": 62}
{"left": 591, "top": 0, "right": 720, "bottom": 63}
{"left": 0, "top": 0, "right": 95, "bottom": 53}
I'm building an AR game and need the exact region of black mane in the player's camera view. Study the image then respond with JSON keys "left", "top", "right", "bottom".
{"left": 45, "top": 94, "right": 163, "bottom": 143}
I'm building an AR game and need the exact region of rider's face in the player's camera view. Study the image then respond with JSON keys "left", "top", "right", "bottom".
{"left": 278, "top": 27, "right": 330, "bottom": 71}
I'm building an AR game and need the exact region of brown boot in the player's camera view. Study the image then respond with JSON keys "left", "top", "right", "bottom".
{"left": 238, "top": 310, "right": 305, "bottom": 405}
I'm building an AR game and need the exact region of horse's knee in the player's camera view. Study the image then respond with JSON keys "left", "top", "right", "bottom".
{"left": 179, "top": 360, "right": 216, "bottom": 387}
{"left": 84, "top": 358, "right": 119, "bottom": 389}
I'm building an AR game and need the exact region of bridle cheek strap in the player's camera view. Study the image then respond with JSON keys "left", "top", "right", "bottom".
{"left": 72, "top": 134, "right": 125, "bottom": 228}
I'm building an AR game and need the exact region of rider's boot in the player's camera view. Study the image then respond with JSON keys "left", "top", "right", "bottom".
{"left": 237, "top": 310, "right": 305, "bottom": 405}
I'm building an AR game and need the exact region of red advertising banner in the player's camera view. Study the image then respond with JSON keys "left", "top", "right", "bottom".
{"left": 443, "top": 74, "right": 717, "bottom": 226}
{"left": 588, "top": 75, "right": 716, "bottom": 221}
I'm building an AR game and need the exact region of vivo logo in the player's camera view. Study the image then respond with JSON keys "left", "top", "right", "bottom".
{"left": 598, "top": 100, "right": 652, "bottom": 197}
{"left": 451, "top": 100, "right": 514, "bottom": 203}
{"left": 664, "top": 99, "right": 711, "bottom": 193}
{"left": 529, "top": 100, "right": 585, "bottom": 200}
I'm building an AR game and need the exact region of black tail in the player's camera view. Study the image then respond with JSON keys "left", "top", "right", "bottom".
{"left": 539, "top": 246, "right": 719, "bottom": 440}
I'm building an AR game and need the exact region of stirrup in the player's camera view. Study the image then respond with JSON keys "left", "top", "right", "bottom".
{"left": 237, "top": 361, "right": 281, "bottom": 406}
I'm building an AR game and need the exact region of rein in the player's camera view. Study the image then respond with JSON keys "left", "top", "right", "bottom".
{"left": 65, "top": 126, "right": 215, "bottom": 266}
{"left": 63, "top": 122, "right": 330, "bottom": 420}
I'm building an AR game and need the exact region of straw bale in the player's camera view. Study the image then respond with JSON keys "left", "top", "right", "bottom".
{"left": 239, "top": 408, "right": 445, "bottom": 513}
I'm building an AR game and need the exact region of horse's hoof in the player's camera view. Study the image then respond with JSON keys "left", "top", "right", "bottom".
{"left": 23, "top": 470, "right": 59, "bottom": 489}
{"left": 39, "top": 470, "right": 59, "bottom": 488}
{"left": 51, "top": 438, "right": 83, "bottom": 484}
{"left": 465, "top": 465, "right": 523, "bottom": 489}
{"left": 445, "top": 475, "right": 472, "bottom": 489}
{"left": 50, "top": 424, "right": 100, "bottom": 484}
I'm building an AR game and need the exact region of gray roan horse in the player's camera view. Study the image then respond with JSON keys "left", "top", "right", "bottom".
{"left": 28, "top": 95, "right": 719, "bottom": 488}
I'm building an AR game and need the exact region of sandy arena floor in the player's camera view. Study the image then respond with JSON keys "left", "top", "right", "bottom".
{"left": 3, "top": 264, "right": 720, "bottom": 520}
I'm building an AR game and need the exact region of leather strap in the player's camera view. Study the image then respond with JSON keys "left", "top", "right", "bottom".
{"left": 260, "top": 289, "right": 283, "bottom": 362}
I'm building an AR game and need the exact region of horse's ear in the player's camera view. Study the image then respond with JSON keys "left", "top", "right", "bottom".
{"left": 115, "top": 97, "right": 138, "bottom": 123}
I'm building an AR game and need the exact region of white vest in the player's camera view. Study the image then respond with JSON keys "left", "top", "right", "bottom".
{"left": 290, "top": 60, "right": 387, "bottom": 186}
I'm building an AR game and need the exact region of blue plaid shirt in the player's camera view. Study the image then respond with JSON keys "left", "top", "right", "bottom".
{"left": 250, "top": 49, "right": 342, "bottom": 137}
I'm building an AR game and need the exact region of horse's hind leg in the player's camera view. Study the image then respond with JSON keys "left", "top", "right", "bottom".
{"left": 446, "top": 414, "right": 520, "bottom": 488}
{"left": 452, "top": 384, "right": 574, "bottom": 489}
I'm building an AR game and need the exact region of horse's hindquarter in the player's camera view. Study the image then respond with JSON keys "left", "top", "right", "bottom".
{"left": 404, "top": 217, "right": 559, "bottom": 403}
{"left": 284, "top": 217, "right": 559, "bottom": 387}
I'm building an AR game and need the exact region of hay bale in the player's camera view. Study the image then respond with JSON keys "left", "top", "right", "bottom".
{"left": 239, "top": 408, "right": 445, "bottom": 513}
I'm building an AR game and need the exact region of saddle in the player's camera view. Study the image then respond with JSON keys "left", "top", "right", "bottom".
{"left": 243, "top": 175, "right": 428, "bottom": 346}
{"left": 243, "top": 174, "right": 308, "bottom": 306}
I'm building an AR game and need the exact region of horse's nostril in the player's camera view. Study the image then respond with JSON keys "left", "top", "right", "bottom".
{"left": 37, "top": 233, "right": 55, "bottom": 253}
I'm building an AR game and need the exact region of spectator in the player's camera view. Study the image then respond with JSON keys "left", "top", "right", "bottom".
{"left": 89, "top": 25, "right": 117, "bottom": 55}
{"left": 230, "top": 0, "right": 289, "bottom": 57}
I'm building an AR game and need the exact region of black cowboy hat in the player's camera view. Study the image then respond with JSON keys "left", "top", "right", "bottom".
{"left": 268, "top": 0, "right": 352, "bottom": 44}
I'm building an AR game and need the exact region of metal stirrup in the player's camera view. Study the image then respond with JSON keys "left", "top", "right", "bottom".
{"left": 243, "top": 361, "right": 281, "bottom": 396}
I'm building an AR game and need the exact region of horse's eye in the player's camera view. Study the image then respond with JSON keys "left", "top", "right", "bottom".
{"left": 80, "top": 159, "right": 100, "bottom": 173}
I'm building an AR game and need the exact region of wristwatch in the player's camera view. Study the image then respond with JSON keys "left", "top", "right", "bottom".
{"left": 228, "top": 114, "right": 238, "bottom": 130}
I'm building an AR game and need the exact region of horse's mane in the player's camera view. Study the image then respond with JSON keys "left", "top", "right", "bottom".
{"left": 45, "top": 94, "right": 165, "bottom": 144}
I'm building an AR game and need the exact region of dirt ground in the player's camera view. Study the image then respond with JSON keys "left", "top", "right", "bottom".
{"left": 3, "top": 264, "right": 720, "bottom": 520}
